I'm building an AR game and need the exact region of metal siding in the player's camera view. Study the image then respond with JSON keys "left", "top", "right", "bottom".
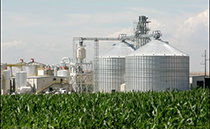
{"left": 128, "top": 40, "right": 188, "bottom": 56}
{"left": 98, "top": 42, "right": 134, "bottom": 93}
{"left": 98, "top": 58, "right": 126, "bottom": 92}
{"left": 126, "top": 56, "right": 189, "bottom": 92}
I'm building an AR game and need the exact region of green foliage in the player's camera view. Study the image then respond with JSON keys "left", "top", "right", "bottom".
{"left": 1, "top": 88, "right": 209, "bottom": 128}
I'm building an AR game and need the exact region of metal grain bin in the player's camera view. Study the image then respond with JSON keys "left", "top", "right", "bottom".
{"left": 126, "top": 40, "right": 189, "bottom": 92}
{"left": 98, "top": 42, "right": 134, "bottom": 92}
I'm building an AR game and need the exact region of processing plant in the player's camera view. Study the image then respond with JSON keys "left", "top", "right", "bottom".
{"left": 1, "top": 15, "right": 191, "bottom": 95}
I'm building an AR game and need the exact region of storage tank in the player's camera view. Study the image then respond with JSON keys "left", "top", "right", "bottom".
{"left": 44, "top": 69, "right": 54, "bottom": 76}
{"left": 11, "top": 67, "right": 21, "bottom": 76}
{"left": 126, "top": 39, "right": 189, "bottom": 92}
{"left": 77, "top": 47, "right": 86, "bottom": 61}
{"left": 16, "top": 72, "right": 20, "bottom": 89}
{"left": 54, "top": 67, "right": 57, "bottom": 76}
{"left": 57, "top": 70, "right": 69, "bottom": 77}
{"left": 16, "top": 71, "right": 27, "bottom": 90}
{"left": 3, "top": 70, "right": 11, "bottom": 93}
{"left": 1, "top": 63, "right": 7, "bottom": 72}
{"left": 20, "top": 71, "right": 27, "bottom": 87}
{"left": 98, "top": 42, "right": 134, "bottom": 92}
{"left": 26, "top": 65, "right": 37, "bottom": 76}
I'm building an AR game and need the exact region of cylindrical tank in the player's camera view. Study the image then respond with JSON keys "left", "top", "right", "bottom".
{"left": 26, "top": 65, "right": 37, "bottom": 76}
{"left": 57, "top": 70, "right": 61, "bottom": 76}
{"left": 54, "top": 67, "right": 57, "bottom": 76}
{"left": 42, "top": 69, "right": 54, "bottom": 76}
{"left": 1, "top": 63, "right": 7, "bottom": 72}
{"left": 16, "top": 71, "right": 27, "bottom": 90}
{"left": 57, "top": 70, "right": 69, "bottom": 77}
{"left": 98, "top": 42, "right": 134, "bottom": 92}
{"left": 22, "top": 66, "right": 27, "bottom": 71}
{"left": 3, "top": 70, "right": 11, "bottom": 92}
{"left": 11, "top": 67, "right": 21, "bottom": 76}
{"left": 126, "top": 40, "right": 189, "bottom": 92}
{"left": 16, "top": 72, "right": 20, "bottom": 89}
{"left": 20, "top": 71, "right": 27, "bottom": 87}
{"left": 77, "top": 47, "right": 86, "bottom": 61}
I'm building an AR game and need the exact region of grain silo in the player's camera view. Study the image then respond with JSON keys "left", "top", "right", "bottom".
{"left": 98, "top": 42, "right": 134, "bottom": 92}
{"left": 125, "top": 39, "right": 189, "bottom": 92}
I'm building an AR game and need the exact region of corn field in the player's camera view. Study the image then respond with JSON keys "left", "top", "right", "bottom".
{"left": 1, "top": 88, "right": 209, "bottom": 128}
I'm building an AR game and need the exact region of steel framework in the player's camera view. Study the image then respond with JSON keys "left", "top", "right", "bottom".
{"left": 72, "top": 16, "right": 162, "bottom": 92}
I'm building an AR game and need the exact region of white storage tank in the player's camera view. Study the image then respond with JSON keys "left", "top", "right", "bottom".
{"left": 57, "top": 70, "right": 61, "bottom": 76}
{"left": 77, "top": 47, "right": 86, "bottom": 61}
{"left": 3, "top": 70, "right": 11, "bottom": 93}
{"left": 1, "top": 63, "right": 7, "bottom": 72}
{"left": 98, "top": 42, "right": 134, "bottom": 92}
{"left": 16, "top": 72, "right": 20, "bottom": 89}
{"left": 11, "top": 67, "right": 21, "bottom": 76}
{"left": 54, "top": 67, "right": 57, "bottom": 76}
{"left": 16, "top": 71, "right": 27, "bottom": 90}
{"left": 57, "top": 70, "right": 69, "bottom": 77}
{"left": 126, "top": 39, "right": 189, "bottom": 92}
{"left": 20, "top": 71, "right": 27, "bottom": 87}
{"left": 26, "top": 65, "right": 37, "bottom": 76}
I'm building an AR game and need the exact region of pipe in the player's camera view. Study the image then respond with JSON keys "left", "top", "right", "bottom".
{"left": 61, "top": 57, "right": 71, "bottom": 64}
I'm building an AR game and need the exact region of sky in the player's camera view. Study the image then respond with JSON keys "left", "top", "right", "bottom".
{"left": 1, "top": 0, "right": 209, "bottom": 72}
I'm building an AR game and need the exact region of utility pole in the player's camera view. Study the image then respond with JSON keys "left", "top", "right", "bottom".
{"left": 201, "top": 49, "right": 209, "bottom": 88}
{"left": 201, "top": 50, "right": 207, "bottom": 77}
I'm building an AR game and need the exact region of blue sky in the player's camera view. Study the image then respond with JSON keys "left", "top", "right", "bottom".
{"left": 1, "top": 0, "right": 209, "bottom": 72}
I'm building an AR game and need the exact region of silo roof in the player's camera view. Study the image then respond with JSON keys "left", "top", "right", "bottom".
{"left": 127, "top": 39, "right": 188, "bottom": 56}
{"left": 99, "top": 42, "right": 134, "bottom": 58}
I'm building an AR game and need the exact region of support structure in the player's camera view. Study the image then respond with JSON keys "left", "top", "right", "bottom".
{"left": 72, "top": 16, "right": 162, "bottom": 92}
{"left": 72, "top": 31, "right": 162, "bottom": 92}
{"left": 94, "top": 39, "right": 99, "bottom": 92}
{"left": 201, "top": 50, "right": 208, "bottom": 77}
{"left": 201, "top": 49, "right": 209, "bottom": 88}
{"left": 72, "top": 37, "right": 124, "bottom": 92}
{"left": 135, "top": 16, "right": 150, "bottom": 49}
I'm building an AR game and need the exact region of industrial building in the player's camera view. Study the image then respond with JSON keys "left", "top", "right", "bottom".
{"left": 190, "top": 75, "right": 210, "bottom": 89}
{"left": 1, "top": 15, "right": 196, "bottom": 95}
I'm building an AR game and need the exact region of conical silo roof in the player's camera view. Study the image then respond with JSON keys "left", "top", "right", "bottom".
{"left": 99, "top": 42, "right": 134, "bottom": 58}
{"left": 127, "top": 39, "right": 188, "bottom": 56}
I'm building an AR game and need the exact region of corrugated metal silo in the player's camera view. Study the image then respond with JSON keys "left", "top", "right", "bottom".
{"left": 126, "top": 39, "right": 189, "bottom": 92}
{"left": 98, "top": 42, "right": 134, "bottom": 92}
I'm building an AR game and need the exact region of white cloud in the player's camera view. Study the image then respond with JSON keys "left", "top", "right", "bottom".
{"left": 2, "top": 3, "right": 208, "bottom": 72}
{"left": 165, "top": 9, "right": 209, "bottom": 72}
{"left": 107, "top": 18, "right": 165, "bottom": 38}
{"left": 107, "top": 28, "right": 134, "bottom": 37}
{"left": 2, "top": 41, "right": 24, "bottom": 48}
{"left": 169, "top": 9, "right": 209, "bottom": 48}
{"left": 177, "top": 9, "right": 208, "bottom": 35}
{"left": 149, "top": 19, "right": 165, "bottom": 30}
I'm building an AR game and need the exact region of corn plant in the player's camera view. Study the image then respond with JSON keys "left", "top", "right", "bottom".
{"left": 1, "top": 88, "right": 209, "bottom": 128}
